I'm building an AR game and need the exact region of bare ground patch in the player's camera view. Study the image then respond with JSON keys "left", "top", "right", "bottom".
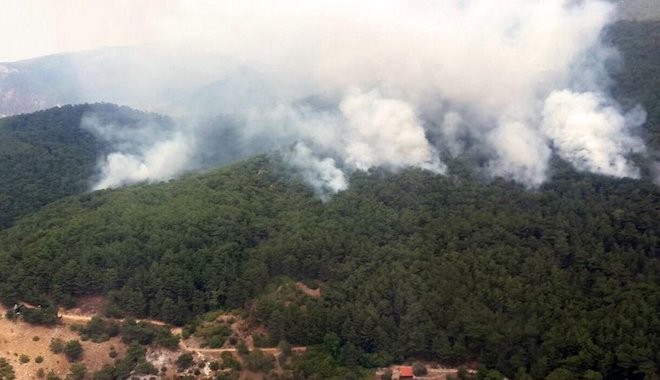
{"left": 0, "top": 305, "right": 126, "bottom": 379}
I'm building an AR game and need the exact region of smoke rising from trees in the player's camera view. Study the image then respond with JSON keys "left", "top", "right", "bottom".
{"left": 78, "top": 0, "right": 649, "bottom": 193}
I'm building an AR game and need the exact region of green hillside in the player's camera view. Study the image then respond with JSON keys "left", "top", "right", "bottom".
{"left": 0, "top": 104, "right": 171, "bottom": 229}
{"left": 0, "top": 156, "right": 657, "bottom": 378}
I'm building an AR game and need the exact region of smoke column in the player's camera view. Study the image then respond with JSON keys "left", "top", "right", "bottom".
{"left": 81, "top": 0, "right": 648, "bottom": 193}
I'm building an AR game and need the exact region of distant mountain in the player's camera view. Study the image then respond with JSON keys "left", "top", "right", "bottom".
{"left": 0, "top": 103, "right": 170, "bottom": 228}
{"left": 0, "top": 46, "right": 232, "bottom": 117}
{"left": 169, "top": 66, "right": 279, "bottom": 117}
{"left": 0, "top": 55, "right": 83, "bottom": 117}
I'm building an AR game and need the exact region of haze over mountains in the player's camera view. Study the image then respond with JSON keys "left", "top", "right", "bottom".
{"left": 2, "top": 0, "right": 658, "bottom": 198}
{"left": 0, "top": 46, "right": 235, "bottom": 117}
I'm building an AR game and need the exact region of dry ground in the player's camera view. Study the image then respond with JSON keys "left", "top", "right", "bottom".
{"left": 0, "top": 304, "right": 126, "bottom": 379}
{"left": 1, "top": 303, "right": 305, "bottom": 379}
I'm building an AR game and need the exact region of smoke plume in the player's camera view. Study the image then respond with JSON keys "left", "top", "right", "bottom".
{"left": 75, "top": 0, "right": 649, "bottom": 194}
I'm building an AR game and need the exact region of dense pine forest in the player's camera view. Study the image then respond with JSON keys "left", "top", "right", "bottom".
{"left": 0, "top": 19, "right": 658, "bottom": 380}
{"left": 0, "top": 156, "right": 658, "bottom": 379}
{"left": 0, "top": 104, "right": 171, "bottom": 229}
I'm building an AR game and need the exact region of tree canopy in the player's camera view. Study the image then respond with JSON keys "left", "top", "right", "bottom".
{"left": 0, "top": 103, "right": 171, "bottom": 229}
{"left": 0, "top": 155, "right": 657, "bottom": 378}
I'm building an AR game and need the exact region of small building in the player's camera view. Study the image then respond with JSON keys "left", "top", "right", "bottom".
{"left": 392, "top": 365, "right": 413, "bottom": 380}
{"left": 376, "top": 365, "right": 416, "bottom": 380}
{"left": 399, "top": 366, "right": 414, "bottom": 379}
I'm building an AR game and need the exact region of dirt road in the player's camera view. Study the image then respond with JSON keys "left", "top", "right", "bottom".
{"left": 58, "top": 311, "right": 166, "bottom": 326}
{"left": 58, "top": 310, "right": 306, "bottom": 355}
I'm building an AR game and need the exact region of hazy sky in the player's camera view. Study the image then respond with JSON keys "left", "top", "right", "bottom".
{"left": 0, "top": 0, "right": 173, "bottom": 62}
{"left": 0, "top": 0, "right": 377, "bottom": 62}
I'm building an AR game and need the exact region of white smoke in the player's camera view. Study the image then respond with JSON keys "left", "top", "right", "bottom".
{"left": 340, "top": 88, "right": 445, "bottom": 173}
{"left": 81, "top": 112, "right": 195, "bottom": 190}
{"left": 92, "top": 134, "right": 194, "bottom": 190}
{"left": 63, "top": 0, "right": 649, "bottom": 193}
{"left": 487, "top": 121, "right": 552, "bottom": 187}
{"left": 287, "top": 142, "right": 348, "bottom": 199}
{"left": 541, "top": 90, "right": 645, "bottom": 178}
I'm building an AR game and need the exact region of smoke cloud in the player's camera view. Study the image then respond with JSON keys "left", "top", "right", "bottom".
{"left": 340, "top": 88, "right": 445, "bottom": 173}
{"left": 81, "top": 112, "right": 194, "bottom": 190}
{"left": 541, "top": 90, "right": 645, "bottom": 178}
{"left": 73, "top": 0, "right": 649, "bottom": 194}
{"left": 287, "top": 143, "right": 348, "bottom": 199}
{"left": 92, "top": 135, "right": 194, "bottom": 190}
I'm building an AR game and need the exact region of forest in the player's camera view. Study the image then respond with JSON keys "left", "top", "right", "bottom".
{"left": 0, "top": 154, "right": 657, "bottom": 379}
{"left": 0, "top": 103, "right": 171, "bottom": 229}
{"left": 0, "top": 19, "right": 658, "bottom": 380}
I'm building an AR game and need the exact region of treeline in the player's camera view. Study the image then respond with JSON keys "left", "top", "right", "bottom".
{"left": 0, "top": 155, "right": 658, "bottom": 378}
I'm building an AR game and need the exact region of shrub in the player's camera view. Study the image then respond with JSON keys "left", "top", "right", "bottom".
{"left": 155, "top": 329, "right": 180, "bottom": 350}
{"left": 79, "top": 317, "right": 119, "bottom": 343}
{"left": 119, "top": 319, "right": 179, "bottom": 349}
{"left": 195, "top": 323, "right": 231, "bottom": 348}
{"left": 63, "top": 340, "right": 83, "bottom": 362}
{"left": 236, "top": 341, "right": 249, "bottom": 356}
{"left": 0, "top": 357, "right": 15, "bottom": 379}
{"left": 19, "top": 354, "right": 30, "bottom": 363}
{"left": 21, "top": 306, "right": 58, "bottom": 325}
{"left": 412, "top": 362, "right": 428, "bottom": 376}
{"left": 49, "top": 338, "right": 64, "bottom": 354}
{"left": 278, "top": 340, "right": 292, "bottom": 357}
{"left": 4, "top": 310, "right": 17, "bottom": 321}
{"left": 134, "top": 359, "right": 157, "bottom": 375}
{"left": 68, "top": 363, "right": 86, "bottom": 380}
{"left": 252, "top": 333, "right": 274, "bottom": 348}
{"left": 220, "top": 352, "right": 241, "bottom": 371}
{"left": 175, "top": 353, "right": 194, "bottom": 369}
{"left": 35, "top": 356, "right": 44, "bottom": 364}
{"left": 45, "top": 370, "right": 61, "bottom": 380}
{"left": 244, "top": 349, "right": 275, "bottom": 373}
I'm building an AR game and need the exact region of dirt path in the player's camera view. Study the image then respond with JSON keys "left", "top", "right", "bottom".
{"left": 58, "top": 311, "right": 306, "bottom": 355}
{"left": 295, "top": 282, "right": 321, "bottom": 298}
{"left": 180, "top": 344, "right": 306, "bottom": 354}
{"left": 58, "top": 311, "right": 166, "bottom": 326}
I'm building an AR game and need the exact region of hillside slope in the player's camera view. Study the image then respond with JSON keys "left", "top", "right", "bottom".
{"left": 0, "top": 104, "right": 171, "bottom": 229}
{"left": 0, "top": 156, "right": 657, "bottom": 378}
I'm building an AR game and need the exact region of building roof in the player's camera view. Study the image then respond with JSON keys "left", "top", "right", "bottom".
{"left": 399, "top": 366, "right": 414, "bottom": 377}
